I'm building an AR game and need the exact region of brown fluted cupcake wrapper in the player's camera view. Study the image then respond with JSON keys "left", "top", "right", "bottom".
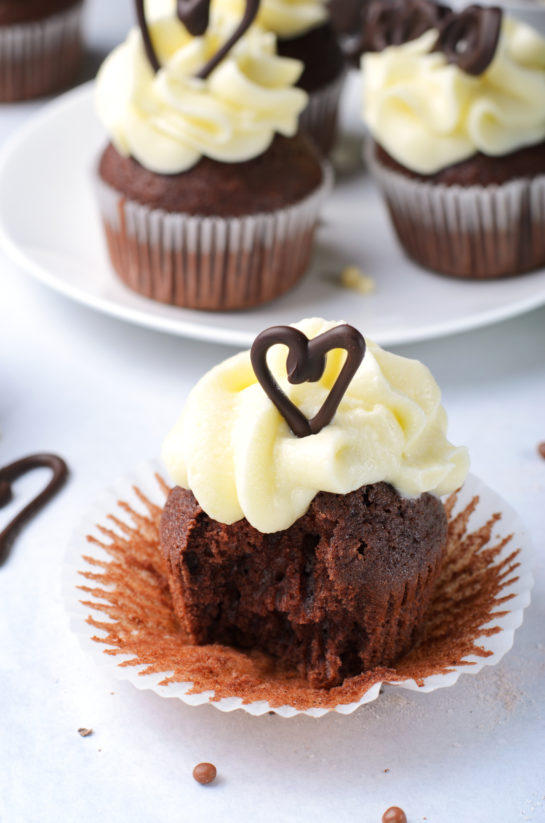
{"left": 367, "top": 143, "right": 545, "bottom": 279}
{"left": 64, "top": 462, "right": 533, "bottom": 717}
{"left": 0, "top": 2, "right": 84, "bottom": 102}
{"left": 300, "top": 71, "right": 346, "bottom": 155}
{"left": 95, "top": 162, "right": 333, "bottom": 312}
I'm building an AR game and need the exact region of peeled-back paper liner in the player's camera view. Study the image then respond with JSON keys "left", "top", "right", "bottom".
{"left": 0, "top": 3, "right": 83, "bottom": 102}
{"left": 95, "top": 162, "right": 333, "bottom": 310}
{"left": 300, "top": 71, "right": 347, "bottom": 155}
{"left": 63, "top": 461, "right": 533, "bottom": 718}
{"left": 366, "top": 141, "right": 545, "bottom": 278}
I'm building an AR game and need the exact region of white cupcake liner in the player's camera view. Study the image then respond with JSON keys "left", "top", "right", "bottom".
{"left": 95, "top": 161, "right": 333, "bottom": 311}
{"left": 300, "top": 70, "right": 347, "bottom": 155}
{"left": 63, "top": 460, "right": 534, "bottom": 718}
{"left": 366, "top": 142, "right": 545, "bottom": 278}
{"left": 0, "top": 2, "right": 84, "bottom": 102}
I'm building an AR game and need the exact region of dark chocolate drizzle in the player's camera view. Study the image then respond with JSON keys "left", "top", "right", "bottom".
{"left": 250, "top": 324, "right": 366, "bottom": 438}
{"left": 349, "top": 0, "right": 502, "bottom": 76}
{"left": 134, "top": 0, "right": 260, "bottom": 81}
{"left": 0, "top": 454, "right": 68, "bottom": 566}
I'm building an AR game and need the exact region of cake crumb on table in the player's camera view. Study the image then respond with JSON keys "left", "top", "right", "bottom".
{"left": 192, "top": 763, "right": 217, "bottom": 785}
{"left": 537, "top": 442, "right": 545, "bottom": 460}
{"left": 77, "top": 728, "right": 93, "bottom": 737}
{"left": 340, "top": 266, "right": 376, "bottom": 294}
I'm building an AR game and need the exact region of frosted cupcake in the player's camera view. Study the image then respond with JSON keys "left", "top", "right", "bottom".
{"left": 0, "top": 0, "right": 84, "bottom": 101}
{"left": 94, "top": 3, "right": 331, "bottom": 311}
{"left": 148, "top": 0, "right": 346, "bottom": 153}
{"left": 160, "top": 318, "right": 469, "bottom": 688}
{"left": 358, "top": 1, "right": 545, "bottom": 279}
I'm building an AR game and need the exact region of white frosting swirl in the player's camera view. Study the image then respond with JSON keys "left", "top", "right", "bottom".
{"left": 363, "top": 17, "right": 545, "bottom": 174}
{"left": 162, "top": 318, "right": 469, "bottom": 533}
{"left": 146, "top": 0, "right": 329, "bottom": 38}
{"left": 95, "top": 16, "right": 307, "bottom": 174}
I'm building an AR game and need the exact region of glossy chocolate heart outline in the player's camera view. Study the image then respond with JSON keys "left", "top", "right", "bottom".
{"left": 250, "top": 325, "right": 366, "bottom": 438}
{"left": 135, "top": 0, "right": 261, "bottom": 80}
{"left": 350, "top": 0, "right": 502, "bottom": 77}
{"left": 0, "top": 453, "right": 68, "bottom": 566}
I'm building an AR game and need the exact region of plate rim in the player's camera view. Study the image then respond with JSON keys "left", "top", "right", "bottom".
{"left": 1, "top": 81, "right": 545, "bottom": 348}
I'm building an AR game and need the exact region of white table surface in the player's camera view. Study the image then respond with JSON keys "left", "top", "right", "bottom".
{"left": 1, "top": 2, "right": 545, "bottom": 822}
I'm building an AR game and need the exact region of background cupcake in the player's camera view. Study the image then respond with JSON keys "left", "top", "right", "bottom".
{"left": 0, "top": 0, "right": 84, "bottom": 101}
{"left": 161, "top": 318, "right": 469, "bottom": 688}
{"left": 359, "top": 1, "right": 545, "bottom": 279}
{"left": 95, "top": 8, "right": 331, "bottom": 311}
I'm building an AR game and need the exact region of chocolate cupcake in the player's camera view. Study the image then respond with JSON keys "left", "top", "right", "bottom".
{"left": 359, "top": 1, "right": 545, "bottom": 279}
{"left": 160, "top": 318, "right": 469, "bottom": 687}
{"left": 94, "top": 5, "right": 330, "bottom": 311}
{"left": 0, "top": 0, "right": 84, "bottom": 101}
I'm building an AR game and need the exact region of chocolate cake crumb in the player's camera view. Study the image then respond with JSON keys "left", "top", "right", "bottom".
{"left": 382, "top": 807, "right": 407, "bottom": 823}
{"left": 77, "top": 479, "right": 521, "bottom": 712}
{"left": 192, "top": 763, "right": 217, "bottom": 785}
{"left": 537, "top": 442, "right": 545, "bottom": 460}
{"left": 78, "top": 728, "right": 93, "bottom": 737}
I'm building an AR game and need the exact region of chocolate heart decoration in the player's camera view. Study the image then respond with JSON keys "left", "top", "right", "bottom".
{"left": 435, "top": 4, "right": 502, "bottom": 76}
{"left": 135, "top": 0, "right": 261, "bottom": 81}
{"left": 349, "top": 0, "right": 501, "bottom": 76}
{"left": 348, "top": 0, "right": 449, "bottom": 59}
{"left": 250, "top": 325, "right": 366, "bottom": 438}
{"left": 0, "top": 454, "right": 68, "bottom": 566}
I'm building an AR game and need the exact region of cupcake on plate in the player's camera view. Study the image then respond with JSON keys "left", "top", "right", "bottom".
{"left": 94, "top": 4, "right": 331, "bottom": 311}
{"left": 160, "top": 317, "right": 469, "bottom": 688}
{"left": 148, "top": 0, "right": 346, "bottom": 153}
{"left": 357, "top": 0, "right": 545, "bottom": 279}
{"left": 0, "top": 0, "right": 84, "bottom": 101}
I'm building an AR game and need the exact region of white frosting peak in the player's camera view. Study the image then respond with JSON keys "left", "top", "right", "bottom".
{"left": 146, "top": 0, "right": 329, "bottom": 38}
{"left": 363, "top": 17, "right": 545, "bottom": 174}
{"left": 95, "top": 16, "right": 307, "bottom": 174}
{"left": 162, "top": 318, "right": 469, "bottom": 533}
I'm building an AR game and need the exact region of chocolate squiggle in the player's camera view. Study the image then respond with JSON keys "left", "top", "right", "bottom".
{"left": 250, "top": 325, "right": 366, "bottom": 438}
{"left": 435, "top": 4, "right": 502, "bottom": 76}
{"left": 350, "top": 0, "right": 502, "bottom": 76}
{"left": 134, "top": 0, "right": 261, "bottom": 81}
{"left": 0, "top": 454, "right": 68, "bottom": 566}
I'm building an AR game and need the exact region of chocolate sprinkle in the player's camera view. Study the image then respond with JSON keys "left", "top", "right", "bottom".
{"left": 382, "top": 807, "right": 407, "bottom": 823}
{"left": 134, "top": 0, "right": 261, "bottom": 81}
{"left": 192, "top": 762, "right": 217, "bottom": 784}
{"left": 250, "top": 324, "right": 365, "bottom": 438}
{"left": 0, "top": 453, "right": 68, "bottom": 566}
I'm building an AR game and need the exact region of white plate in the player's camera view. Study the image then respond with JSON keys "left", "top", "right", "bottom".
{"left": 63, "top": 461, "right": 533, "bottom": 718}
{"left": 2, "top": 77, "right": 545, "bottom": 347}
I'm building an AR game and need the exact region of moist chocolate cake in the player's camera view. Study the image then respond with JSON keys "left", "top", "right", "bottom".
{"left": 98, "top": 134, "right": 324, "bottom": 218}
{"left": 374, "top": 140, "right": 545, "bottom": 187}
{"left": 160, "top": 482, "right": 447, "bottom": 688}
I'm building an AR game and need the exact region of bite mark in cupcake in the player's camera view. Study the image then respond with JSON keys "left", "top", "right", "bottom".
{"left": 159, "top": 318, "right": 469, "bottom": 687}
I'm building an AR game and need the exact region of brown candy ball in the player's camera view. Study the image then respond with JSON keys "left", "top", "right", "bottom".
{"left": 192, "top": 762, "right": 217, "bottom": 785}
{"left": 382, "top": 807, "right": 407, "bottom": 823}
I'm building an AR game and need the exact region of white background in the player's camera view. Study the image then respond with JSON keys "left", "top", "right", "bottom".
{"left": 1, "top": 2, "right": 544, "bottom": 821}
